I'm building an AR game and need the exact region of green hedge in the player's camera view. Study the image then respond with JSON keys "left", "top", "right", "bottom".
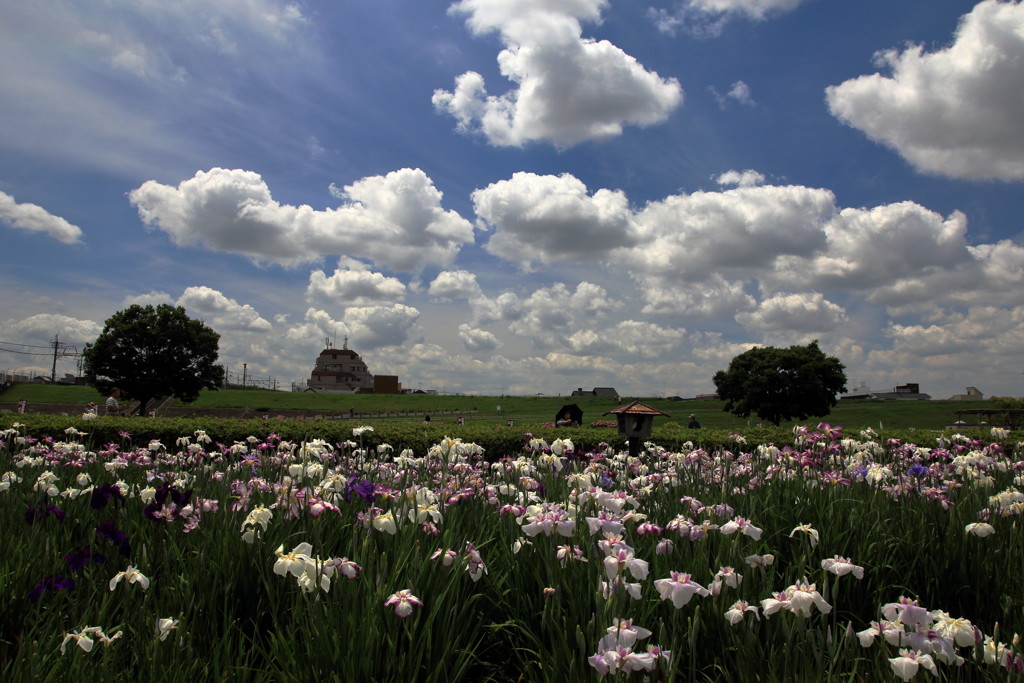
{"left": 4, "top": 414, "right": 1009, "bottom": 457}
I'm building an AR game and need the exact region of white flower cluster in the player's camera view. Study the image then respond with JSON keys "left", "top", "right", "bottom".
{"left": 427, "top": 436, "right": 485, "bottom": 463}
{"left": 60, "top": 626, "right": 123, "bottom": 654}
{"left": 240, "top": 505, "right": 272, "bottom": 543}
{"left": 857, "top": 597, "right": 1022, "bottom": 679}
{"left": 273, "top": 542, "right": 361, "bottom": 593}
{"left": 588, "top": 619, "right": 670, "bottom": 676}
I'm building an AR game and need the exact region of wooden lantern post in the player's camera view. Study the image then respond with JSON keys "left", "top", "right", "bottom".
{"left": 605, "top": 400, "right": 669, "bottom": 459}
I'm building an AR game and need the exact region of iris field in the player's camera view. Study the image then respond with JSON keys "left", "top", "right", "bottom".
{"left": 1, "top": 418, "right": 1021, "bottom": 681}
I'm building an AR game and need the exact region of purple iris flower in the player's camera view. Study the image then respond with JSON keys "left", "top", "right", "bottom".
{"left": 90, "top": 483, "right": 126, "bottom": 510}
{"left": 148, "top": 483, "right": 193, "bottom": 507}
{"left": 344, "top": 476, "right": 376, "bottom": 504}
{"left": 64, "top": 546, "right": 107, "bottom": 572}
{"left": 143, "top": 484, "right": 193, "bottom": 521}
{"left": 907, "top": 463, "right": 929, "bottom": 478}
{"left": 95, "top": 521, "right": 131, "bottom": 556}
{"left": 25, "top": 504, "right": 66, "bottom": 525}
{"left": 28, "top": 575, "right": 75, "bottom": 602}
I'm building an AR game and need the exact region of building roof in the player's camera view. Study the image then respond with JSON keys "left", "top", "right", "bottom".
{"left": 572, "top": 386, "right": 620, "bottom": 398}
{"left": 604, "top": 400, "right": 669, "bottom": 417}
{"left": 319, "top": 348, "right": 359, "bottom": 357}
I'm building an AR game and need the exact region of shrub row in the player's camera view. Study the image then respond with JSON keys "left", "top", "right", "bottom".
{"left": 6, "top": 414, "right": 1008, "bottom": 457}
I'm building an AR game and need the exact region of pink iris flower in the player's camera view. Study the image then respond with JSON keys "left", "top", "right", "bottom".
{"left": 653, "top": 572, "right": 708, "bottom": 608}
{"left": 384, "top": 589, "right": 423, "bottom": 619}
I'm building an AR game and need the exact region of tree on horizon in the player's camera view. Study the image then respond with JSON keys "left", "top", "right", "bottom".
{"left": 83, "top": 304, "right": 225, "bottom": 416}
{"left": 712, "top": 341, "right": 847, "bottom": 426}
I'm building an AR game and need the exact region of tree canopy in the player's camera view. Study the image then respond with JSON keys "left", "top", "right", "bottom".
{"left": 712, "top": 341, "right": 847, "bottom": 426}
{"left": 83, "top": 304, "right": 225, "bottom": 416}
{"left": 989, "top": 396, "right": 1024, "bottom": 429}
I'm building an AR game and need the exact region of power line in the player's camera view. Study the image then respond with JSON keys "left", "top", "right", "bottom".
{"left": 0, "top": 339, "right": 62, "bottom": 350}
{"left": 0, "top": 341, "right": 81, "bottom": 357}
{"left": 0, "top": 345, "right": 54, "bottom": 357}
{"left": 0, "top": 340, "right": 82, "bottom": 354}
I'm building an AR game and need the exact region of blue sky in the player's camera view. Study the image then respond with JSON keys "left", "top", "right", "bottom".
{"left": 1, "top": 0, "right": 1022, "bottom": 399}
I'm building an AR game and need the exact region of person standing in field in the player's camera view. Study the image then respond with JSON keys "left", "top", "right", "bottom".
{"left": 105, "top": 387, "right": 126, "bottom": 415}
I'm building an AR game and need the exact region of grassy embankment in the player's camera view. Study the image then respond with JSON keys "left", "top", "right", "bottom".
{"left": 0, "top": 384, "right": 996, "bottom": 431}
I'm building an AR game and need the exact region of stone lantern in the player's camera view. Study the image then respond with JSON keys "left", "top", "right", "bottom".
{"left": 605, "top": 400, "right": 669, "bottom": 458}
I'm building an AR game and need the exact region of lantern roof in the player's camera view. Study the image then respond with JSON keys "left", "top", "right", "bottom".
{"left": 604, "top": 400, "right": 669, "bottom": 417}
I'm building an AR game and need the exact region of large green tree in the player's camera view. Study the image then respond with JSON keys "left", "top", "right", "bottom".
{"left": 83, "top": 304, "right": 225, "bottom": 416}
{"left": 989, "top": 396, "right": 1024, "bottom": 429}
{"left": 712, "top": 340, "right": 847, "bottom": 426}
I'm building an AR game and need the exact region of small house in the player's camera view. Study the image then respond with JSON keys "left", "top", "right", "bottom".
{"left": 571, "top": 387, "right": 620, "bottom": 401}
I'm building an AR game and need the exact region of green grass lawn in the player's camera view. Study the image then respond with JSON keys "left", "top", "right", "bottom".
{"left": 0, "top": 384, "right": 108, "bottom": 404}
{"left": 0, "top": 383, "right": 998, "bottom": 430}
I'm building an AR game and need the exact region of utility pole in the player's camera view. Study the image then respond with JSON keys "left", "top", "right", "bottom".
{"left": 51, "top": 334, "right": 60, "bottom": 382}
{"left": 44, "top": 335, "right": 81, "bottom": 383}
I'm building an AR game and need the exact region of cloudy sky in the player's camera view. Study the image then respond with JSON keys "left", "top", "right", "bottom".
{"left": 2, "top": 0, "right": 1022, "bottom": 399}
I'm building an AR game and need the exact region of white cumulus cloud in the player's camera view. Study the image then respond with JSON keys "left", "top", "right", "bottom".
{"left": 735, "top": 292, "right": 847, "bottom": 332}
{"left": 505, "top": 281, "right": 620, "bottom": 347}
{"left": 826, "top": 0, "right": 1024, "bottom": 181}
{"left": 716, "top": 169, "right": 764, "bottom": 187}
{"left": 881, "top": 306, "right": 1024, "bottom": 374}
{"left": 434, "top": 0, "right": 682, "bottom": 147}
{"left": 0, "top": 313, "right": 101, "bottom": 344}
{"left": 472, "top": 291, "right": 524, "bottom": 326}
{"left": 130, "top": 168, "right": 476, "bottom": 271}
{"left": 639, "top": 274, "right": 756, "bottom": 317}
{"left": 306, "top": 258, "right": 407, "bottom": 308}
{"left": 507, "top": 283, "right": 576, "bottom": 346}
{"left": 471, "top": 168, "right": 1024, "bottom": 325}
{"left": 968, "top": 240, "right": 1024, "bottom": 297}
{"left": 458, "top": 323, "right": 502, "bottom": 352}
{"left": 282, "top": 308, "right": 350, "bottom": 351}
{"left": 0, "top": 191, "right": 83, "bottom": 244}
{"left": 428, "top": 270, "right": 485, "bottom": 301}
{"left": 768, "top": 202, "right": 972, "bottom": 302}
{"left": 571, "top": 281, "right": 623, "bottom": 316}
{"left": 341, "top": 304, "right": 421, "bottom": 350}
{"left": 570, "top": 320, "right": 685, "bottom": 358}
{"left": 472, "top": 172, "right": 637, "bottom": 268}
{"left": 176, "top": 286, "right": 273, "bottom": 332}
{"left": 623, "top": 182, "right": 835, "bottom": 282}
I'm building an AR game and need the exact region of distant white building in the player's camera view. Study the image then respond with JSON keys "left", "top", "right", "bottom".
{"left": 949, "top": 386, "right": 983, "bottom": 401}
{"left": 305, "top": 338, "right": 373, "bottom": 393}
